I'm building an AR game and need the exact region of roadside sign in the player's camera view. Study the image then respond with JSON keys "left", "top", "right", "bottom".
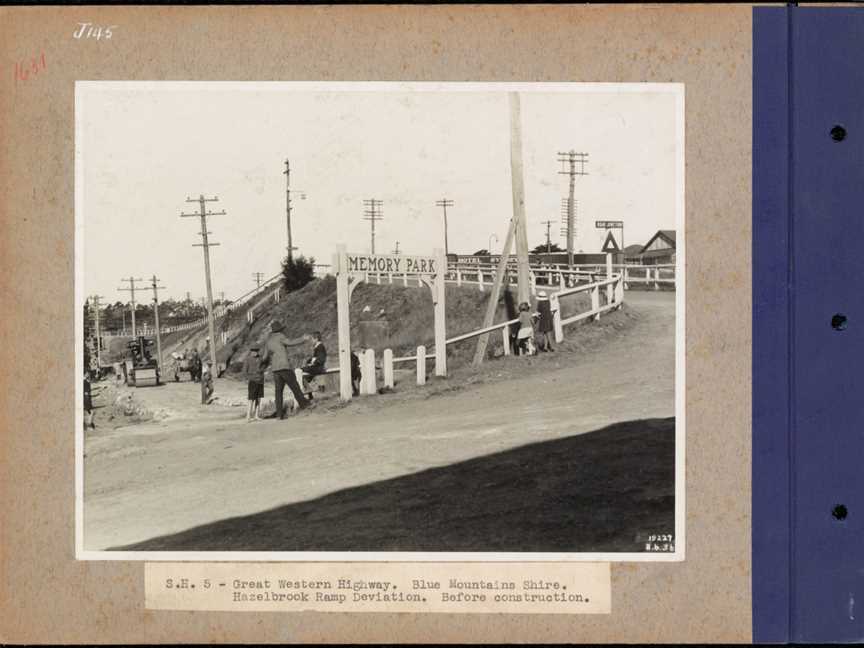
{"left": 601, "top": 231, "right": 621, "bottom": 253}
{"left": 595, "top": 220, "right": 623, "bottom": 229}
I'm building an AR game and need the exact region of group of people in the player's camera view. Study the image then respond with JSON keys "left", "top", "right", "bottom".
{"left": 241, "top": 321, "right": 329, "bottom": 422}
{"left": 514, "top": 290, "right": 557, "bottom": 356}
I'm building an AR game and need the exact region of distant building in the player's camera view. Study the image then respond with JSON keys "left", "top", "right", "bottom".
{"left": 639, "top": 230, "right": 676, "bottom": 265}
{"left": 623, "top": 244, "right": 644, "bottom": 264}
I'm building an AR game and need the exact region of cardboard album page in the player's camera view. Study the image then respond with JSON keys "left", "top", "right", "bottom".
{"left": 1, "top": 5, "right": 755, "bottom": 644}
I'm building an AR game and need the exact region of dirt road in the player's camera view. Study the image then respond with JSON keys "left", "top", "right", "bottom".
{"left": 83, "top": 291, "right": 675, "bottom": 552}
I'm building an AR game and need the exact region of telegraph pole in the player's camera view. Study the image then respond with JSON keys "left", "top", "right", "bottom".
{"left": 149, "top": 276, "right": 166, "bottom": 373}
{"left": 363, "top": 199, "right": 384, "bottom": 254}
{"left": 252, "top": 272, "right": 264, "bottom": 291}
{"left": 541, "top": 219, "right": 557, "bottom": 253}
{"left": 435, "top": 199, "right": 454, "bottom": 257}
{"left": 392, "top": 241, "right": 400, "bottom": 255}
{"left": 118, "top": 277, "right": 143, "bottom": 337}
{"left": 181, "top": 194, "right": 225, "bottom": 369}
{"left": 557, "top": 150, "right": 588, "bottom": 267}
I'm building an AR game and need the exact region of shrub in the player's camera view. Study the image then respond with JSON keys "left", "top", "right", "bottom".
{"left": 281, "top": 254, "right": 317, "bottom": 292}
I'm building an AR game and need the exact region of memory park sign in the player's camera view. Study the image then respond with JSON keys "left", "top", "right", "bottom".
{"left": 333, "top": 247, "right": 447, "bottom": 401}
{"left": 346, "top": 253, "right": 439, "bottom": 276}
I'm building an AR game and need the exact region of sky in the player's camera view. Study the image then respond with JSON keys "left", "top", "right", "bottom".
{"left": 78, "top": 82, "right": 682, "bottom": 304}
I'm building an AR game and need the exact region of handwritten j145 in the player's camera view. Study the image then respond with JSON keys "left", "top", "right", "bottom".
{"left": 73, "top": 23, "right": 116, "bottom": 40}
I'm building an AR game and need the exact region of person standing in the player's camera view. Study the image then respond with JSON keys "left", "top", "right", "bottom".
{"left": 242, "top": 346, "right": 265, "bottom": 421}
{"left": 536, "top": 291, "right": 556, "bottom": 352}
{"left": 261, "top": 320, "right": 311, "bottom": 419}
{"left": 516, "top": 301, "right": 536, "bottom": 356}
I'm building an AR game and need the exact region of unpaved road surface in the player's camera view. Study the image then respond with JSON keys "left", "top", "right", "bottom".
{"left": 83, "top": 291, "right": 675, "bottom": 552}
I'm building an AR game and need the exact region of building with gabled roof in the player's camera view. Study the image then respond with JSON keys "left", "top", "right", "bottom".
{"left": 639, "top": 230, "right": 676, "bottom": 265}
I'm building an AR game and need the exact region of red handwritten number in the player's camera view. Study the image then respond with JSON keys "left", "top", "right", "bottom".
{"left": 14, "top": 52, "right": 46, "bottom": 84}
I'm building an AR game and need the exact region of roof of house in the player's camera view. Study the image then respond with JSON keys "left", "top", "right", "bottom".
{"left": 640, "top": 229, "right": 677, "bottom": 255}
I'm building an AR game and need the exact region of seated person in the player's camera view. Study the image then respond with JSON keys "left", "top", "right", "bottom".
{"left": 302, "top": 331, "right": 327, "bottom": 379}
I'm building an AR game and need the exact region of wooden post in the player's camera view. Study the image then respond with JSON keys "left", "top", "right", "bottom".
{"left": 653, "top": 267, "right": 660, "bottom": 290}
{"left": 529, "top": 270, "right": 537, "bottom": 296}
{"left": 606, "top": 253, "right": 614, "bottom": 305}
{"left": 615, "top": 275, "right": 625, "bottom": 306}
{"left": 416, "top": 345, "right": 426, "bottom": 385}
{"left": 456, "top": 268, "right": 462, "bottom": 287}
{"left": 559, "top": 272, "right": 565, "bottom": 290}
{"left": 509, "top": 92, "right": 531, "bottom": 306}
{"left": 551, "top": 294, "right": 564, "bottom": 343}
{"left": 362, "top": 348, "right": 376, "bottom": 394}
{"left": 471, "top": 221, "right": 517, "bottom": 365}
{"left": 591, "top": 285, "right": 600, "bottom": 320}
{"left": 383, "top": 348, "right": 394, "bottom": 388}
{"left": 335, "top": 247, "right": 354, "bottom": 401}
{"left": 433, "top": 248, "right": 447, "bottom": 377}
{"left": 402, "top": 272, "right": 408, "bottom": 287}
{"left": 502, "top": 326, "right": 511, "bottom": 356}
{"left": 623, "top": 266, "right": 629, "bottom": 290}
{"left": 388, "top": 272, "right": 393, "bottom": 284}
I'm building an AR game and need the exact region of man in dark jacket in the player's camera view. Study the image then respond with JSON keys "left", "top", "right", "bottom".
{"left": 261, "top": 320, "right": 310, "bottom": 419}
{"left": 302, "top": 331, "right": 327, "bottom": 379}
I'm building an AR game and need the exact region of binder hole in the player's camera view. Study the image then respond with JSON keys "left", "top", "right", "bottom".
{"left": 832, "top": 314, "right": 848, "bottom": 331}
{"left": 830, "top": 125, "right": 847, "bottom": 142}
{"left": 832, "top": 505, "right": 848, "bottom": 521}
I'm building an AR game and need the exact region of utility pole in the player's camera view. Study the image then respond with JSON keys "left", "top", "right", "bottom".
{"left": 283, "top": 159, "right": 299, "bottom": 261}
{"left": 435, "top": 199, "right": 454, "bottom": 257}
{"left": 557, "top": 150, "right": 588, "bottom": 267}
{"left": 541, "top": 219, "right": 557, "bottom": 253}
{"left": 252, "top": 272, "right": 264, "bottom": 291}
{"left": 392, "top": 241, "right": 400, "bottom": 255}
{"left": 90, "top": 295, "right": 103, "bottom": 368}
{"left": 118, "top": 277, "right": 143, "bottom": 337}
{"left": 560, "top": 198, "right": 576, "bottom": 246}
{"left": 149, "top": 276, "right": 166, "bottom": 373}
{"left": 362, "top": 199, "right": 384, "bottom": 254}
{"left": 181, "top": 194, "right": 225, "bottom": 369}
{"left": 510, "top": 93, "right": 531, "bottom": 306}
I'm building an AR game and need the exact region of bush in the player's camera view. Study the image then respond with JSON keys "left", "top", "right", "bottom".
{"left": 281, "top": 254, "right": 316, "bottom": 292}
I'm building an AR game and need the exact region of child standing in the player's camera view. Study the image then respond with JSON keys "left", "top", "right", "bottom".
{"left": 516, "top": 302, "right": 536, "bottom": 356}
{"left": 243, "top": 346, "right": 265, "bottom": 421}
{"left": 200, "top": 362, "right": 215, "bottom": 405}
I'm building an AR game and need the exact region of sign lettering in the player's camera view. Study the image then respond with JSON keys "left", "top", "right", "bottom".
{"left": 346, "top": 254, "right": 437, "bottom": 275}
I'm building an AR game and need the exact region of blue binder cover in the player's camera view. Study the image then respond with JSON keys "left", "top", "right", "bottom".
{"left": 754, "top": 6, "right": 864, "bottom": 644}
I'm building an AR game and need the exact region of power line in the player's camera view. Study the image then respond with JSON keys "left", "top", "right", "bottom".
{"left": 181, "top": 194, "right": 225, "bottom": 367}
{"left": 118, "top": 277, "right": 144, "bottom": 337}
{"left": 362, "top": 199, "right": 384, "bottom": 254}
{"left": 435, "top": 199, "right": 454, "bottom": 257}
{"left": 557, "top": 150, "right": 589, "bottom": 267}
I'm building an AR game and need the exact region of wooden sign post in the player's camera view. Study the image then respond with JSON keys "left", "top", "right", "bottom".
{"left": 334, "top": 246, "right": 447, "bottom": 401}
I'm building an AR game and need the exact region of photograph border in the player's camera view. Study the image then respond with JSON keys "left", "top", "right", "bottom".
{"left": 74, "top": 80, "right": 685, "bottom": 563}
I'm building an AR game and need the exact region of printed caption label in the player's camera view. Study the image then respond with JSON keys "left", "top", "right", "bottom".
{"left": 145, "top": 562, "right": 610, "bottom": 614}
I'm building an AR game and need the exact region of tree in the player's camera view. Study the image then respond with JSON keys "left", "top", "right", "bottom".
{"left": 281, "top": 254, "right": 317, "bottom": 292}
{"left": 532, "top": 242, "right": 564, "bottom": 254}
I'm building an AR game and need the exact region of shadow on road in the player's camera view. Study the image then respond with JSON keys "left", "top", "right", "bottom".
{"left": 114, "top": 417, "right": 675, "bottom": 553}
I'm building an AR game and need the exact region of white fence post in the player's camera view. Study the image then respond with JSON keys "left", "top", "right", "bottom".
{"left": 478, "top": 270, "right": 485, "bottom": 292}
{"left": 529, "top": 270, "right": 537, "bottom": 296}
{"left": 362, "top": 348, "right": 377, "bottom": 394}
{"left": 591, "top": 285, "right": 601, "bottom": 320}
{"left": 416, "top": 345, "right": 426, "bottom": 385}
{"left": 402, "top": 272, "right": 409, "bottom": 287}
{"left": 552, "top": 293, "right": 564, "bottom": 343}
{"left": 559, "top": 272, "right": 565, "bottom": 290}
{"left": 456, "top": 269, "right": 462, "bottom": 287}
{"left": 653, "top": 267, "right": 660, "bottom": 290}
{"left": 383, "top": 348, "right": 394, "bottom": 388}
{"left": 615, "top": 276, "right": 625, "bottom": 306}
{"left": 388, "top": 272, "right": 393, "bottom": 284}
{"left": 502, "top": 326, "right": 511, "bottom": 356}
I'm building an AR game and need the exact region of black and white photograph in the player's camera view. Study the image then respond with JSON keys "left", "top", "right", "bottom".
{"left": 75, "top": 81, "right": 685, "bottom": 560}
